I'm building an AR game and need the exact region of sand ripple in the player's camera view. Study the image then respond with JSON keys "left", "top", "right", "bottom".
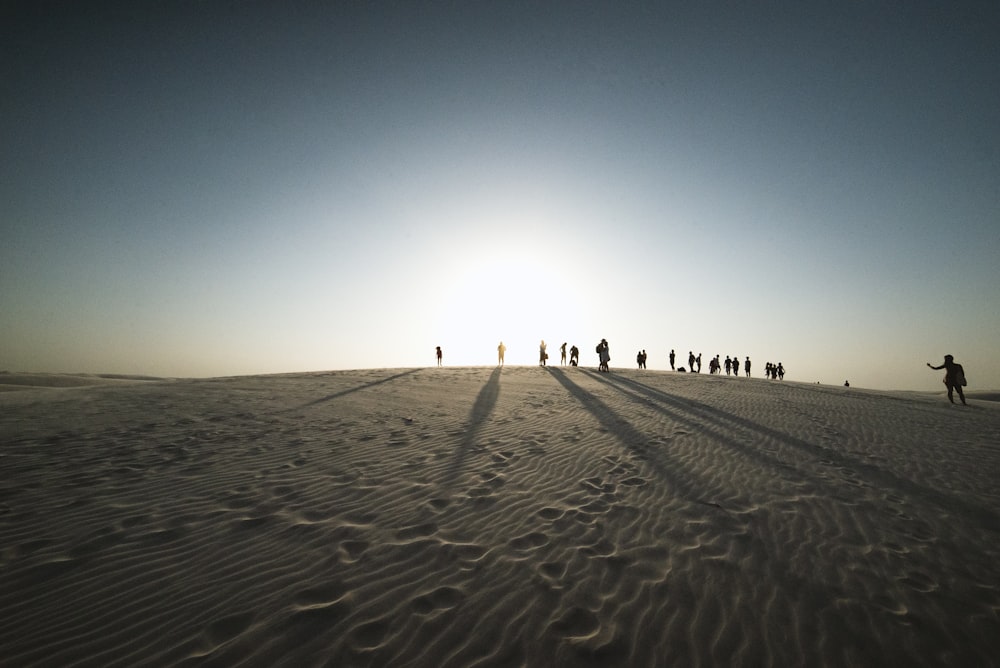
{"left": 1, "top": 367, "right": 999, "bottom": 666}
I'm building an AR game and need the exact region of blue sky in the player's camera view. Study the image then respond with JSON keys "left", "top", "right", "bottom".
{"left": 2, "top": 1, "right": 998, "bottom": 390}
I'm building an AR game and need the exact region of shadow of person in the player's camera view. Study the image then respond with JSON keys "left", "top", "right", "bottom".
{"left": 444, "top": 366, "right": 502, "bottom": 489}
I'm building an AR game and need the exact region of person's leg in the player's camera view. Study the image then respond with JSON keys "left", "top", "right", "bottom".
{"left": 956, "top": 384, "right": 966, "bottom": 405}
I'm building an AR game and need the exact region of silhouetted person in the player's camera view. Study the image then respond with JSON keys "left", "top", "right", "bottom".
{"left": 844, "top": 380, "right": 850, "bottom": 387}
{"left": 436, "top": 346, "right": 442, "bottom": 367}
{"left": 669, "top": 349, "right": 676, "bottom": 370}
{"left": 560, "top": 342, "right": 567, "bottom": 365}
{"left": 688, "top": 351, "right": 695, "bottom": 372}
{"left": 497, "top": 341, "right": 506, "bottom": 366}
{"left": 725, "top": 356, "right": 732, "bottom": 376}
{"left": 570, "top": 345, "right": 579, "bottom": 366}
{"left": 777, "top": 363, "right": 785, "bottom": 380}
{"left": 695, "top": 353, "right": 702, "bottom": 373}
{"left": 539, "top": 340, "right": 548, "bottom": 366}
{"left": 927, "top": 355, "right": 967, "bottom": 405}
{"left": 744, "top": 356, "right": 751, "bottom": 377}
{"left": 598, "top": 339, "right": 610, "bottom": 372}
{"left": 765, "top": 362, "right": 773, "bottom": 379}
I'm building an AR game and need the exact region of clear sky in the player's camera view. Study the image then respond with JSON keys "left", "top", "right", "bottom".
{"left": 2, "top": 2, "right": 998, "bottom": 390}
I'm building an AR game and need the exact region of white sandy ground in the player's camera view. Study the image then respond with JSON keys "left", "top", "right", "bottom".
{"left": 1, "top": 367, "right": 998, "bottom": 667}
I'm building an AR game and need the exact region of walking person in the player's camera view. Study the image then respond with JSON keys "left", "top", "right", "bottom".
{"left": 669, "top": 349, "right": 676, "bottom": 370}
{"left": 744, "top": 356, "right": 751, "bottom": 377}
{"left": 560, "top": 342, "right": 567, "bottom": 365}
{"left": 497, "top": 341, "right": 506, "bottom": 366}
{"left": 927, "top": 355, "right": 967, "bottom": 405}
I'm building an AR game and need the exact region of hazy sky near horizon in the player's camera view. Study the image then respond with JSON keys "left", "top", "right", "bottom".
{"left": 3, "top": 2, "right": 998, "bottom": 390}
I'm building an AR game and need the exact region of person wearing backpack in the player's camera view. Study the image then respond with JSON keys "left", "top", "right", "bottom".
{"left": 927, "top": 354, "right": 967, "bottom": 405}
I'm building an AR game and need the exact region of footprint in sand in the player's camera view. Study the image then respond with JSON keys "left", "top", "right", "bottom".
{"left": 537, "top": 507, "right": 564, "bottom": 521}
{"left": 539, "top": 561, "right": 567, "bottom": 580}
{"left": 491, "top": 451, "right": 517, "bottom": 468}
{"left": 548, "top": 606, "right": 601, "bottom": 639}
{"left": 197, "top": 612, "right": 255, "bottom": 653}
{"left": 478, "top": 471, "right": 506, "bottom": 488}
{"left": 509, "top": 531, "right": 549, "bottom": 551}
{"left": 410, "top": 586, "right": 465, "bottom": 615}
{"left": 339, "top": 540, "right": 369, "bottom": 562}
{"left": 427, "top": 497, "right": 451, "bottom": 511}
{"left": 293, "top": 582, "right": 349, "bottom": 607}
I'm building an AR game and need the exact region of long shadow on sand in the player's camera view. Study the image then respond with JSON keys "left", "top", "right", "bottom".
{"left": 589, "top": 370, "right": 1000, "bottom": 532}
{"left": 296, "top": 368, "right": 423, "bottom": 409}
{"left": 546, "top": 367, "right": 717, "bottom": 508}
{"left": 443, "top": 366, "right": 502, "bottom": 489}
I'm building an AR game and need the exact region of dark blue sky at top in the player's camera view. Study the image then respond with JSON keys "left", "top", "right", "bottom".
{"left": 2, "top": 1, "right": 998, "bottom": 387}
{"left": 7, "top": 1, "right": 996, "bottom": 225}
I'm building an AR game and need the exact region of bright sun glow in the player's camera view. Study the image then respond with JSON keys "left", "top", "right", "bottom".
{"left": 434, "top": 249, "right": 589, "bottom": 366}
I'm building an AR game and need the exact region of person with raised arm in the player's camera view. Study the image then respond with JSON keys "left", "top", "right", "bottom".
{"left": 927, "top": 354, "right": 967, "bottom": 405}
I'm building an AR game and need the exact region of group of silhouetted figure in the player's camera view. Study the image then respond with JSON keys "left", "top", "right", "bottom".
{"left": 435, "top": 345, "right": 970, "bottom": 407}
{"left": 668, "top": 350, "right": 755, "bottom": 378}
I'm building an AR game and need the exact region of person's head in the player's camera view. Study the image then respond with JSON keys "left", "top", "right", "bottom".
{"left": 944, "top": 354, "right": 954, "bottom": 361}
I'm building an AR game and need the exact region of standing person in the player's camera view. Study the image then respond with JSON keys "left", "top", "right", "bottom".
{"left": 497, "top": 341, "right": 506, "bottom": 366}
{"left": 600, "top": 339, "right": 611, "bottom": 372}
{"left": 725, "top": 356, "right": 732, "bottom": 376}
{"left": 641, "top": 350, "right": 647, "bottom": 369}
{"left": 539, "top": 340, "right": 548, "bottom": 366}
{"left": 688, "top": 351, "right": 696, "bottom": 372}
{"left": 927, "top": 355, "right": 967, "bottom": 405}
{"left": 560, "top": 342, "right": 567, "bottom": 365}
{"left": 744, "top": 356, "right": 751, "bottom": 377}
{"left": 696, "top": 353, "right": 702, "bottom": 373}
{"left": 669, "top": 349, "right": 676, "bottom": 370}
{"left": 636, "top": 350, "right": 643, "bottom": 369}
{"left": 436, "top": 346, "right": 443, "bottom": 367}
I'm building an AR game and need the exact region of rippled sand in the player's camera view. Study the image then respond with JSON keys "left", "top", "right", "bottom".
{"left": 2, "top": 367, "right": 998, "bottom": 666}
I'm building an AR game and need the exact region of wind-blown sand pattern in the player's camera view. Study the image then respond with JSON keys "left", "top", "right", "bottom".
{"left": 2, "top": 367, "right": 999, "bottom": 666}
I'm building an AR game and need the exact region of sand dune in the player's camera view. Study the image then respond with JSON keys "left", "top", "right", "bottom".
{"left": 1, "top": 367, "right": 998, "bottom": 666}
{"left": 0, "top": 372, "right": 165, "bottom": 390}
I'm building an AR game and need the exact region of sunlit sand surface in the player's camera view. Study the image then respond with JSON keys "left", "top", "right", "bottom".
{"left": 2, "top": 368, "right": 999, "bottom": 666}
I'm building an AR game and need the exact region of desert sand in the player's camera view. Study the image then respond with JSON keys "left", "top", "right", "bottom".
{"left": 1, "top": 366, "right": 998, "bottom": 666}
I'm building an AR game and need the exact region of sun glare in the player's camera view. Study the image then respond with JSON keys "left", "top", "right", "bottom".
{"left": 435, "top": 251, "right": 587, "bottom": 366}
